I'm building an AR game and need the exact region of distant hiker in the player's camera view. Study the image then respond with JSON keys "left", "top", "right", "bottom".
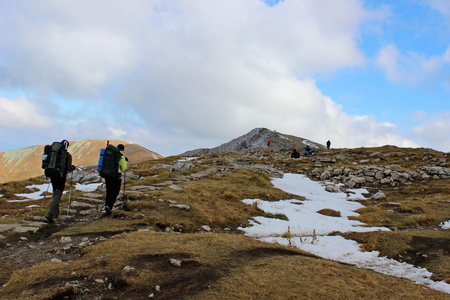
{"left": 303, "top": 145, "right": 311, "bottom": 156}
{"left": 291, "top": 149, "right": 300, "bottom": 158}
{"left": 267, "top": 140, "right": 271, "bottom": 147}
{"left": 42, "top": 140, "right": 75, "bottom": 223}
{"left": 103, "top": 143, "right": 128, "bottom": 215}
{"left": 326, "top": 140, "right": 331, "bottom": 150}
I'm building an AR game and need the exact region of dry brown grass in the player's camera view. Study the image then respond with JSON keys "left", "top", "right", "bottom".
{"left": 352, "top": 179, "right": 450, "bottom": 230}
{"left": 317, "top": 208, "right": 341, "bottom": 217}
{"left": 0, "top": 146, "right": 449, "bottom": 299}
{"left": 343, "top": 230, "right": 450, "bottom": 282}
{"left": 1, "top": 232, "right": 447, "bottom": 300}
{"left": 121, "top": 169, "right": 304, "bottom": 233}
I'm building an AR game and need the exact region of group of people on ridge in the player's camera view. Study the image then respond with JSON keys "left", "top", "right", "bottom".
{"left": 290, "top": 140, "right": 331, "bottom": 159}
{"left": 43, "top": 140, "right": 127, "bottom": 223}
{"left": 290, "top": 145, "right": 316, "bottom": 158}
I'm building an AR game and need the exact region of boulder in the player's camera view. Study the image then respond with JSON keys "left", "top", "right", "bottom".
{"left": 372, "top": 191, "right": 386, "bottom": 200}
{"left": 345, "top": 176, "right": 366, "bottom": 188}
{"left": 171, "top": 162, "right": 195, "bottom": 173}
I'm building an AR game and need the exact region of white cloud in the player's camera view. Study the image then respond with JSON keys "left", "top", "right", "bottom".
{"left": 375, "top": 44, "right": 448, "bottom": 85}
{"left": 0, "top": 1, "right": 139, "bottom": 97}
{"left": 412, "top": 110, "right": 427, "bottom": 121}
{"left": 425, "top": 0, "right": 450, "bottom": 20}
{"left": 108, "top": 127, "right": 127, "bottom": 138}
{"left": 0, "top": 96, "right": 52, "bottom": 128}
{"left": 413, "top": 112, "right": 450, "bottom": 152}
{"left": 0, "top": 1, "right": 428, "bottom": 154}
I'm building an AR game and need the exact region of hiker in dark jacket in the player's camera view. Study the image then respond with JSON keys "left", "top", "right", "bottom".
{"left": 104, "top": 144, "right": 128, "bottom": 215}
{"left": 326, "top": 140, "right": 331, "bottom": 150}
{"left": 291, "top": 149, "right": 300, "bottom": 158}
{"left": 45, "top": 140, "right": 75, "bottom": 223}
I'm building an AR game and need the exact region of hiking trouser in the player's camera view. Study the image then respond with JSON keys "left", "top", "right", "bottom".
{"left": 47, "top": 189, "right": 63, "bottom": 219}
{"left": 105, "top": 175, "right": 121, "bottom": 209}
{"left": 46, "top": 175, "right": 66, "bottom": 219}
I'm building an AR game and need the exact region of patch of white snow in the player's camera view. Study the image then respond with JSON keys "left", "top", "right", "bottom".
{"left": 238, "top": 173, "right": 450, "bottom": 294}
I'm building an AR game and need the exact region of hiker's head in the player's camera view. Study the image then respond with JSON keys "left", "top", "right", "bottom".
{"left": 61, "top": 140, "right": 69, "bottom": 150}
{"left": 118, "top": 144, "right": 125, "bottom": 151}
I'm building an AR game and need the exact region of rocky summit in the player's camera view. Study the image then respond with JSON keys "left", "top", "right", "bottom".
{"left": 184, "top": 127, "right": 325, "bottom": 155}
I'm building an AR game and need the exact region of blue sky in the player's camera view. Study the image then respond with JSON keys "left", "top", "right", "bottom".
{"left": 0, "top": 0, "right": 449, "bottom": 155}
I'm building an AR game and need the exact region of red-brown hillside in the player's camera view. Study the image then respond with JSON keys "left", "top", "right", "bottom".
{"left": 0, "top": 139, "right": 164, "bottom": 183}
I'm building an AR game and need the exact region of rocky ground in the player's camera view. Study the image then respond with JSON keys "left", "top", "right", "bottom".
{"left": 0, "top": 192, "right": 112, "bottom": 282}
{"left": 0, "top": 144, "right": 449, "bottom": 298}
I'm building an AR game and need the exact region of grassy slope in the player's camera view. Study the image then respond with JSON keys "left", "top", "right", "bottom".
{"left": 0, "top": 147, "right": 449, "bottom": 299}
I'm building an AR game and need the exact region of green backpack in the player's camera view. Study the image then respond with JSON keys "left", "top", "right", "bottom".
{"left": 43, "top": 141, "right": 68, "bottom": 178}
{"left": 98, "top": 144, "right": 122, "bottom": 178}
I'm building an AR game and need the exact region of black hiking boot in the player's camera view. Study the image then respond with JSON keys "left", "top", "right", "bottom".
{"left": 104, "top": 206, "right": 112, "bottom": 216}
{"left": 44, "top": 214, "right": 55, "bottom": 223}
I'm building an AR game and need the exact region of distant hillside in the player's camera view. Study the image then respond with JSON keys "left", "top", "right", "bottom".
{"left": 184, "top": 127, "right": 325, "bottom": 155}
{"left": 0, "top": 139, "right": 164, "bottom": 183}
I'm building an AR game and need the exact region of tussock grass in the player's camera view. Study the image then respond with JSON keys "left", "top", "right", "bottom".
{"left": 317, "top": 208, "right": 341, "bottom": 217}
{"left": 123, "top": 169, "right": 304, "bottom": 233}
{"left": 1, "top": 146, "right": 449, "bottom": 298}
{"left": 53, "top": 217, "right": 143, "bottom": 236}
{"left": 352, "top": 179, "right": 450, "bottom": 230}
{"left": 2, "top": 232, "right": 447, "bottom": 300}
{"left": 343, "top": 230, "right": 450, "bottom": 282}
{"left": 0, "top": 176, "right": 87, "bottom": 224}
{"left": 190, "top": 255, "right": 445, "bottom": 300}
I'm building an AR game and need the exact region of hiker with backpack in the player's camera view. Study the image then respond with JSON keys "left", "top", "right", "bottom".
{"left": 99, "top": 143, "right": 128, "bottom": 215}
{"left": 42, "top": 140, "right": 76, "bottom": 223}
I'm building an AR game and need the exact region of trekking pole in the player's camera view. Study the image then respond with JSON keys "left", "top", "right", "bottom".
{"left": 123, "top": 170, "right": 126, "bottom": 201}
{"left": 67, "top": 171, "right": 74, "bottom": 217}
{"left": 40, "top": 180, "right": 51, "bottom": 211}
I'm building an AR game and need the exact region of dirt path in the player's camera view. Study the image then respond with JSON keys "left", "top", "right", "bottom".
{"left": 0, "top": 192, "right": 113, "bottom": 286}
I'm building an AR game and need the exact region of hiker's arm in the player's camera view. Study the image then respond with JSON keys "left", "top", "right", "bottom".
{"left": 67, "top": 153, "right": 76, "bottom": 171}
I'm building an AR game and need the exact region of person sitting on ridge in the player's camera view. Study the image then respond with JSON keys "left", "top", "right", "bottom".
{"left": 291, "top": 149, "right": 300, "bottom": 158}
{"left": 303, "top": 145, "right": 311, "bottom": 156}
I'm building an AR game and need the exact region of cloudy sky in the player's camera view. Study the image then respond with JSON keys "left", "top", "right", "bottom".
{"left": 0, "top": 0, "right": 449, "bottom": 156}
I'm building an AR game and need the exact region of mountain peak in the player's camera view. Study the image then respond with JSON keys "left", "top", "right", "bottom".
{"left": 185, "top": 128, "right": 325, "bottom": 155}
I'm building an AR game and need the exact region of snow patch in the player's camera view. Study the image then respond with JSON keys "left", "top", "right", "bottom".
{"left": 75, "top": 182, "right": 102, "bottom": 192}
{"left": 239, "top": 173, "right": 450, "bottom": 294}
{"left": 441, "top": 220, "right": 450, "bottom": 229}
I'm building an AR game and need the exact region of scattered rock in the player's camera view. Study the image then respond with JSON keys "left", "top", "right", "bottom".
{"left": 60, "top": 236, "right": 73, "bottom": 243}
{"left": 169, "top": 258, "right": 182, "bottom": 267}
{"left": 201, "top": 225, "right": 211, "bottom": 232}
{"left": 169, "top": 185, "right": 182, "bottom": 191}
{"left": 372, "top": 191, "right": 386, "bottom": 200}
{"left": 169, "top": 204, "right": 191, "bottom": 210}
{"left": 324, "top": 184, "right": 343, "bottom": 193}
{"left": 171, "top": 162, "right": 195, "bottom": 173}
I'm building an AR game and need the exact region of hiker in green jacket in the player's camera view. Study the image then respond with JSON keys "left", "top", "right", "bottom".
{"left": 104, "top": 144, "right": 128, "bottom": 215}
